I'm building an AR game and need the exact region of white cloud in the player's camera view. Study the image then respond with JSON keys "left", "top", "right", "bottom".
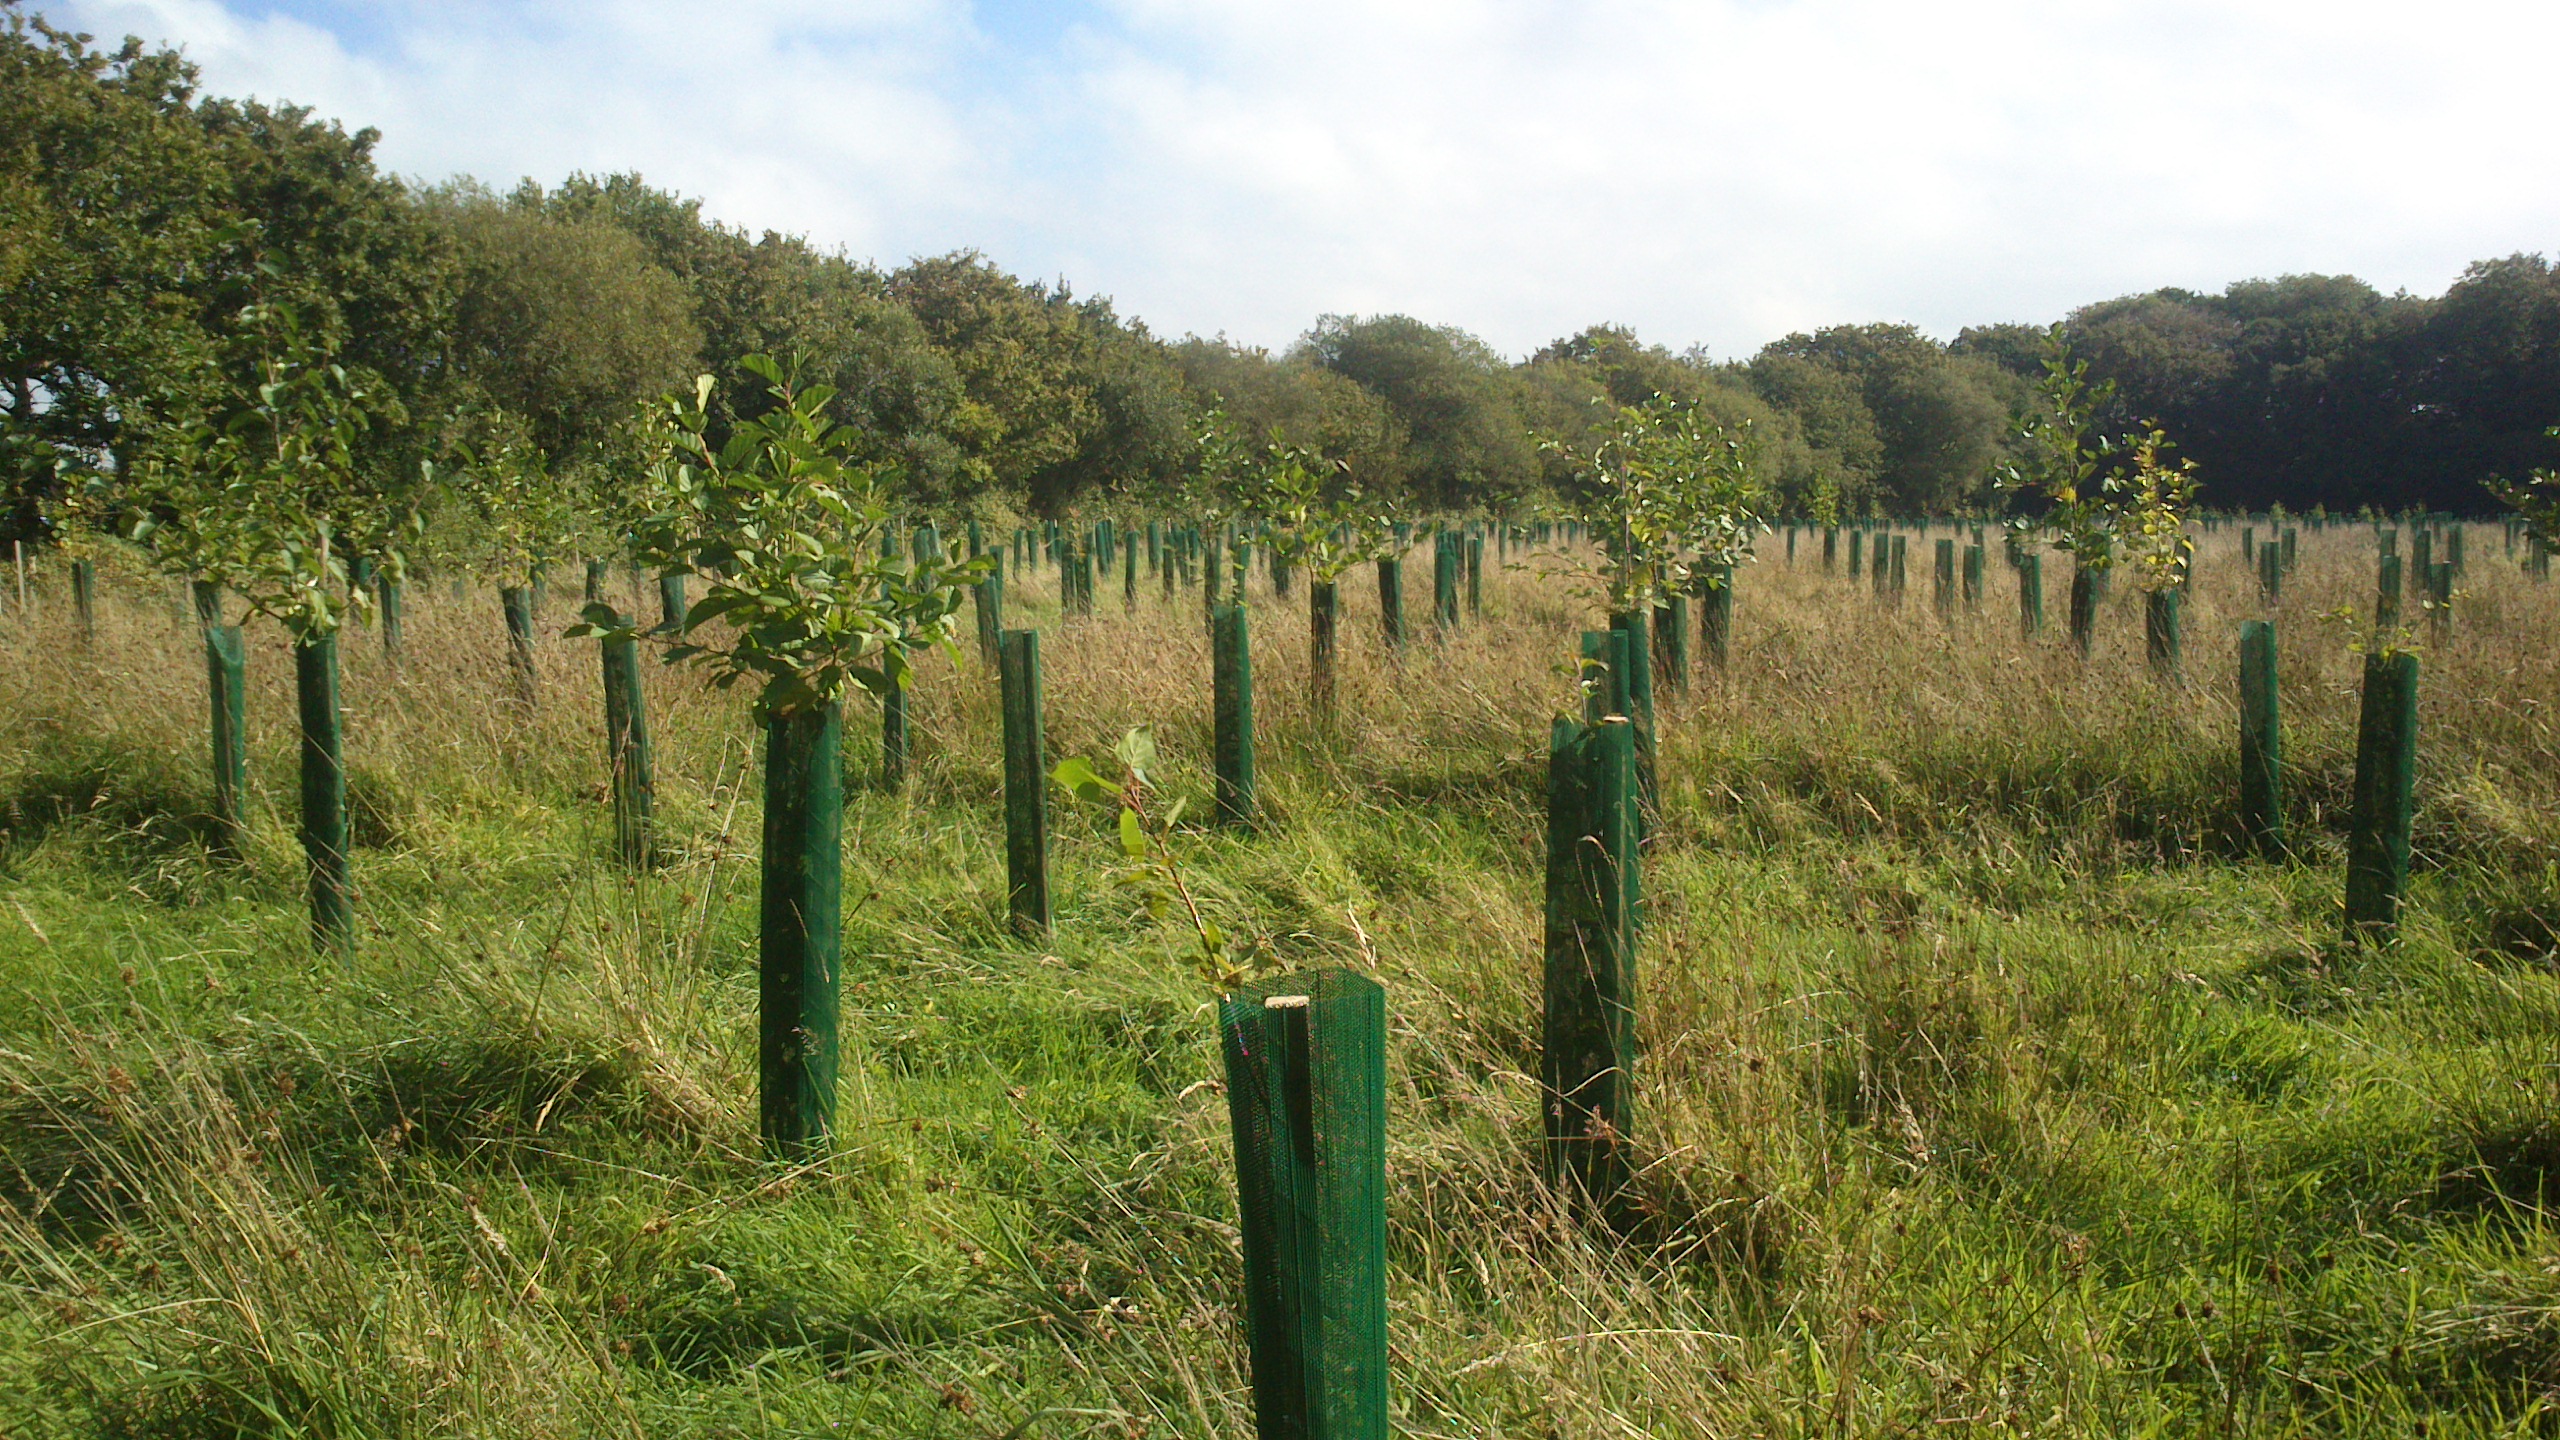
{"left": 50, "top": 0, "right": 2560, "bottom": 358}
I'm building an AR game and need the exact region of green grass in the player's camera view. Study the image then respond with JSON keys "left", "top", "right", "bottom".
{"left": 1, "top": 529, "right": 2559, "bottom": 1436}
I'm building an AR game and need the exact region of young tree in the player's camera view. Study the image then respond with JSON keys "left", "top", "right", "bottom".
{"left": 574, "top": 354, "right": 988, "bottom": 1155}
{"left": 130, "top": 301, "right": 406, "bottom": 953}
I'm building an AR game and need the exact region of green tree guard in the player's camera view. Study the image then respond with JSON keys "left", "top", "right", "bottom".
{"left": 1699, "top": 567, "right": 1733, "bottom": 672}
{"left": 2241, "top": 526, "right": 2256, "bottom": 570}
{"left": 1214, "top": 602, "right": 1257, "bottom": 827}
{"left": 2258, "top": 542, "right": 2281, "bottom": 603}
{"left": 2426, "top": 561, "right": 2453, "bottom": 643}
{"left": 2381, "top": 526, "right": 2398, "bottom": 558}
{"left": 1220, "top": 969, "right": 1390, "bottom": 1440}
{"left": 295, "top": 632, "right": 351, "bottom": 956}
{"left": 1652, "top": 594, "right": 1689, "bottom": 695}
{"left": 1785, "top": 526, "right": 1796, "bottom": 564}
{"left": 71, "top": 558, "right": 94, "bottom": 645}
{"left": 999, "top": 629, "right": 1051, "bottom": 936}
{"left": 2144, "top": 587, "right": 2181, "bottom": 677}
{"left": 2238, "top": 620, "right": 2283, "bottom": 858}
{"left": 2344, "top": 650, "right": 2420, "bottom": 944}
{"left": 1871, "top": 536, "right": 1891, "bottom": 598}
{"left": 2412, "top": 526, "right": 2433, "bottom": 585}
{"left": 1889, "top": 535, "right": 1909, "bottom": 602}
{"left": 759, "top": 700, "right": 844, "bottom": 1154}
{"left": 2019, "top": 552, "right": 2044, "bottom": 638}
{"left": 600, "top": 628, "right": 654, "bottom": 867}
{"left": 1933, "top": 538, "right": 1956, "bottom": 616}
{"left": 973, "top": 553, "right": 1004, "bottom": 664}
{"left": 1146, "top": 519, "right": 1162, "bottom": 574}
{"left": 1543, "top": 714, "right": 1639, "bottom": 1221}
{"left": 2449, "top": 525, "right": 2466, "bottom": 573}
{"left": 1310, "top": 582, "right": 1340, "bottom": 715}
{"left": 502, "top": 584, "right": 538, "bottom": 703}
{"left": 206, "top": 622, "right": 247, "bottom": 853}
{"left": 1822, "top": 527, "right": 1838, "bottom": 572}
{"left": 2067, "top": 561, "right": 2099, "bottom": 656}
{"left": 881, "top": 679, "right": 909, "bottom": 792}
{"left": 1581, "top": 629, "right": 1630, "bottom": 724}
{"left": 1465, "top": 533, "right": 1483, "bottom": 616}
{"left": 1206, "top": 530, "right": 1227, "bottom": 621}
{"left": 656, "top": 571, "right": 687, "bottom": 634}
{"left": 581, "top": 558, "right": 605, "bottom": 605}
{"left": 966, "top": 517, "right": 983, "bottom": 560}
{"left": 1962, "top": 543, "right": 1984, "bottom": 610}
{"left": 1847, "top": 529, "right": 1863, "bottom": 578}
{"left": 379, "top": 572, "right": 403, "bottom": 658}
{"left": 1608, "top": 610, "right": 1655, "bottom": 813}
{"left": 529, "top": 563, "right": 549, "bottom": 618}
{"left": 2376, "top": 553, "right": 2403, "bottom": 631}
{"left": 2280, "top": 527, "right": 2297, "bottom": 570}
{"left": 192, "top": 578, "right": 220, "bottom": 628}
{"left": 1123, "top": 531, "right": 1139, "bottom": 611}
{"left": 1433, "top": 531, "right": 1461, "bottom": 632}
{"left": 1164, "top": 529, "right": 1181, "bottom": 600}
{"left": 1376, "top": 557, "right": 1407, "bottom": 650}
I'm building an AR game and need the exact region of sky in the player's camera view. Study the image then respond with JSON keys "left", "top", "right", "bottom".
{"left": 46, "top": 0, "right": 2560, "bottom": 361}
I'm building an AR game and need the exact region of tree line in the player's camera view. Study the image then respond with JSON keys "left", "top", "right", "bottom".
{"left": 6, "top": 2, "right": 2554, "bottom": 547}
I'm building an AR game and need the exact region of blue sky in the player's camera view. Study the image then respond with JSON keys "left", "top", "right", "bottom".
{"left": 50, "top": 0, "right": 2560, "bottom": 360}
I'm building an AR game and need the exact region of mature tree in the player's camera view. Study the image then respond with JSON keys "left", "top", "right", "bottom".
{"left": 426, "top": 184, "right": 700, "bottom": 465}
{"left": 1301, "top": 313, "right": 1537, "bottom": 510}
{"left": 0, "top": 4, "right": 451, "bottom": 541}
{"left": 1172, "top": 337, "right": 1402, "bottom": 486}
{"left": 1751, "top": 324, "right": 2012, "bottom": 513}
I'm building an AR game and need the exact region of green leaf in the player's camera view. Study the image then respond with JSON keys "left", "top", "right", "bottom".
{"left": 1050, "top": 757, "right": 1119, "bottom": 802}
{"left": 1118, "top": 808, "right": 1146, "bottom": 858}
{"left": 1113, "top": 726, "right": 1157, "bottom": 777}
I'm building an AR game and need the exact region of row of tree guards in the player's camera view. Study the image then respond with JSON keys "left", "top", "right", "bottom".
{"left": 10, "top": 506, "right": 2497, "bottom": 1440}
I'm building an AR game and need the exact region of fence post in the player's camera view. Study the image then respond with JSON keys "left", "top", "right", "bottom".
{"left": 2344, "top": 650, "right": 2419, "bottom": 945}
{"left": 70, "top": 558, "right": 94, "bottom": 645}
{"left": 1000, "top": 630, "right": 1051, "bottom": 936}
{"left": 1543, "top": 714, "right": 1639, "bottom": 1223}
{"left": 1214, "top": 602, "right": 1256, "bottom": 828}
{"left": 1220, "top": 969, "right": 1389, "bottom": 1440}
{"left": 2238, "top": 620, "right": 2282, "bottom": 858}
{"left": 295, "top": 630, "right": 351, "bottom": 957}
{"left": 760, "top": 700, "right": 844, "bottom": 1155}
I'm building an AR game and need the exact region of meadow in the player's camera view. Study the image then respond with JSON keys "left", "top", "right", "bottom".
{"left": 1, "top": 523, "right": 2557, "bottom": 1438}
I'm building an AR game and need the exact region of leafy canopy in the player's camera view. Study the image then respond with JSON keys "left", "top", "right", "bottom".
{"left": 576, "top": 354, "right": 990, "bottom": 720}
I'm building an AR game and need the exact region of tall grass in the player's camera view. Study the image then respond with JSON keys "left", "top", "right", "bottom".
{"left": 0, "top": 524, "right": 2555, "bottom": 1435}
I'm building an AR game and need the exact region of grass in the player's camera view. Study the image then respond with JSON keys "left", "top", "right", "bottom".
{"left": 0, "top": 523, "right": 2555, "bottom": 1436}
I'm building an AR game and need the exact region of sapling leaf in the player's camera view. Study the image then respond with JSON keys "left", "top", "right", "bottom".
{"left": 1118, "top": 808, "right": 1147, "bottom": 857}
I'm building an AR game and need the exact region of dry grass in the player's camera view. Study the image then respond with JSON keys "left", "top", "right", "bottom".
{"left": 0, "top": 521, "right": 2555, "bottom": 1436}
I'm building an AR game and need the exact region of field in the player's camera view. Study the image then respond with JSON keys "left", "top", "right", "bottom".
{"left": 2, "top": 525, "right": 2558, "bottom": 1437}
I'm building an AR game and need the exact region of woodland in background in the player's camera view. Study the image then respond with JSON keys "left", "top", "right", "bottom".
{"left": 7, "top": 1, "right": 2558, "bottom": 543}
